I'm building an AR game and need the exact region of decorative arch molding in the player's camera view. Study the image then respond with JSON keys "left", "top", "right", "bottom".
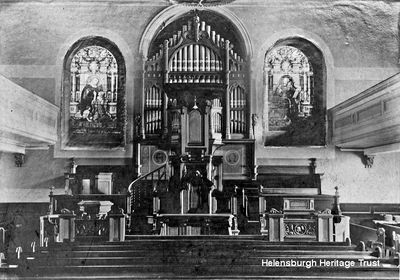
{"left": 54, "top": 28, "right": 134, "bottom": 159}
{"left": 139, "top": 5, "right": 253, "bottom": 59}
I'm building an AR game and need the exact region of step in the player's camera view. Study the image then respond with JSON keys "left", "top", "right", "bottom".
{"left": 26, "top": 253, "right": 380, "bottom": 266}
{"left": 11, "top": 237, "right": 397, "bottom": 279}
{"left": 19, "top": 263, "right": 399, "bottom": 278}
{"left": 34, "top": 249, "right": 371, "bottom": 259}
{"left": 43, "top": 242, "right": 356, "bottom": 252}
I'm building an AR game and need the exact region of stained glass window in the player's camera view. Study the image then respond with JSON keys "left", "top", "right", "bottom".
{"left": 65, "top": 41, "right": 125, "bottom": 148}
{"left": 265, "top": 46, "right": 314, "bottom": 131}
{"left": 69, "top": 46, "right": 119, "bottom": 121}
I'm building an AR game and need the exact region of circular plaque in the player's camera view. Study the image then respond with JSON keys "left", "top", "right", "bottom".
{"left": 152, "top": 150, "right": 168, "bottom": 165}
{"left": 224, "top": 150, "right": 240, "bottom": 166}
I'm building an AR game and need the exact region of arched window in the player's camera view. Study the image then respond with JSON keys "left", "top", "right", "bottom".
{"left": 63, "top": 37, "right": 126, "bottom": 148}
{"left": 264, "top": 41, "right": 325, "bottom": 146}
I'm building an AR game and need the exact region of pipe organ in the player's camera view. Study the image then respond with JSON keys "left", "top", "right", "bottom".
{"left": 229, "top": 85, "right": 246, "bottom": 134}
{"left": 144, "top": 85, "right": 163, "bottom": 135}
{"left": 142, "top": 14, "right": 248, "bottom": 141}
{"left": 138, "top": 12, "right": 254, "bottom": 196}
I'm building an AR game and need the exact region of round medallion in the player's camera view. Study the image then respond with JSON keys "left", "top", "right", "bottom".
{"left": 224, "top": 150, "right": 240, "bottom": 166}
{"left": 152, "top": 150, "right": 168, "bottom": 165}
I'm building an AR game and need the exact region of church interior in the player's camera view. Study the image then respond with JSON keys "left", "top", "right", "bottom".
{"left": 1, "top": 0, "right": 400, "bottom": 278}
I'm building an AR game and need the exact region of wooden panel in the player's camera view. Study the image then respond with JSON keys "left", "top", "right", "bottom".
{"left": 140, "top": 145, "right": 168, "bottom": 175}
{"left": 222, "top": 144, "right": 247, "bottom": 179}
{"left": 188, "top": 110, "right": 203, "bottom": 145}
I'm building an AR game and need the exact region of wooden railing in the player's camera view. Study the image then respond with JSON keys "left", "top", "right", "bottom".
{"left": 127, "top": 164, "right": 168, "bottom": 228}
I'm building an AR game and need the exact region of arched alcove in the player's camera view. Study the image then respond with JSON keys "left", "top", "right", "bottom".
{"left": 139, "top": 5, "right": 252, "bottom": 59}
{"left": 141, "top": 9, "right": 250, "bottom": 141}
{"left": 264, "top": 38, "right": 326, "bottom": 146}
{"left": 62, "top": 36, "right": 126, "bottom": 148}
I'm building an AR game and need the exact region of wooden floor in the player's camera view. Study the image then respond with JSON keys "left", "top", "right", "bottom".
{"left": 1, "top": 235, "right": 399, "bottom": 279}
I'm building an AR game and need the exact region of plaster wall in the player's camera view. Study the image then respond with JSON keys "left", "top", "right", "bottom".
{"left": 0, "top": 0, "right": 399, "bottom": 203}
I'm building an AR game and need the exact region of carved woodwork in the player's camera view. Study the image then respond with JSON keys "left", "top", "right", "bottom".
{"left": 142, "top": 13, "right": 248, "bottom": 140}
